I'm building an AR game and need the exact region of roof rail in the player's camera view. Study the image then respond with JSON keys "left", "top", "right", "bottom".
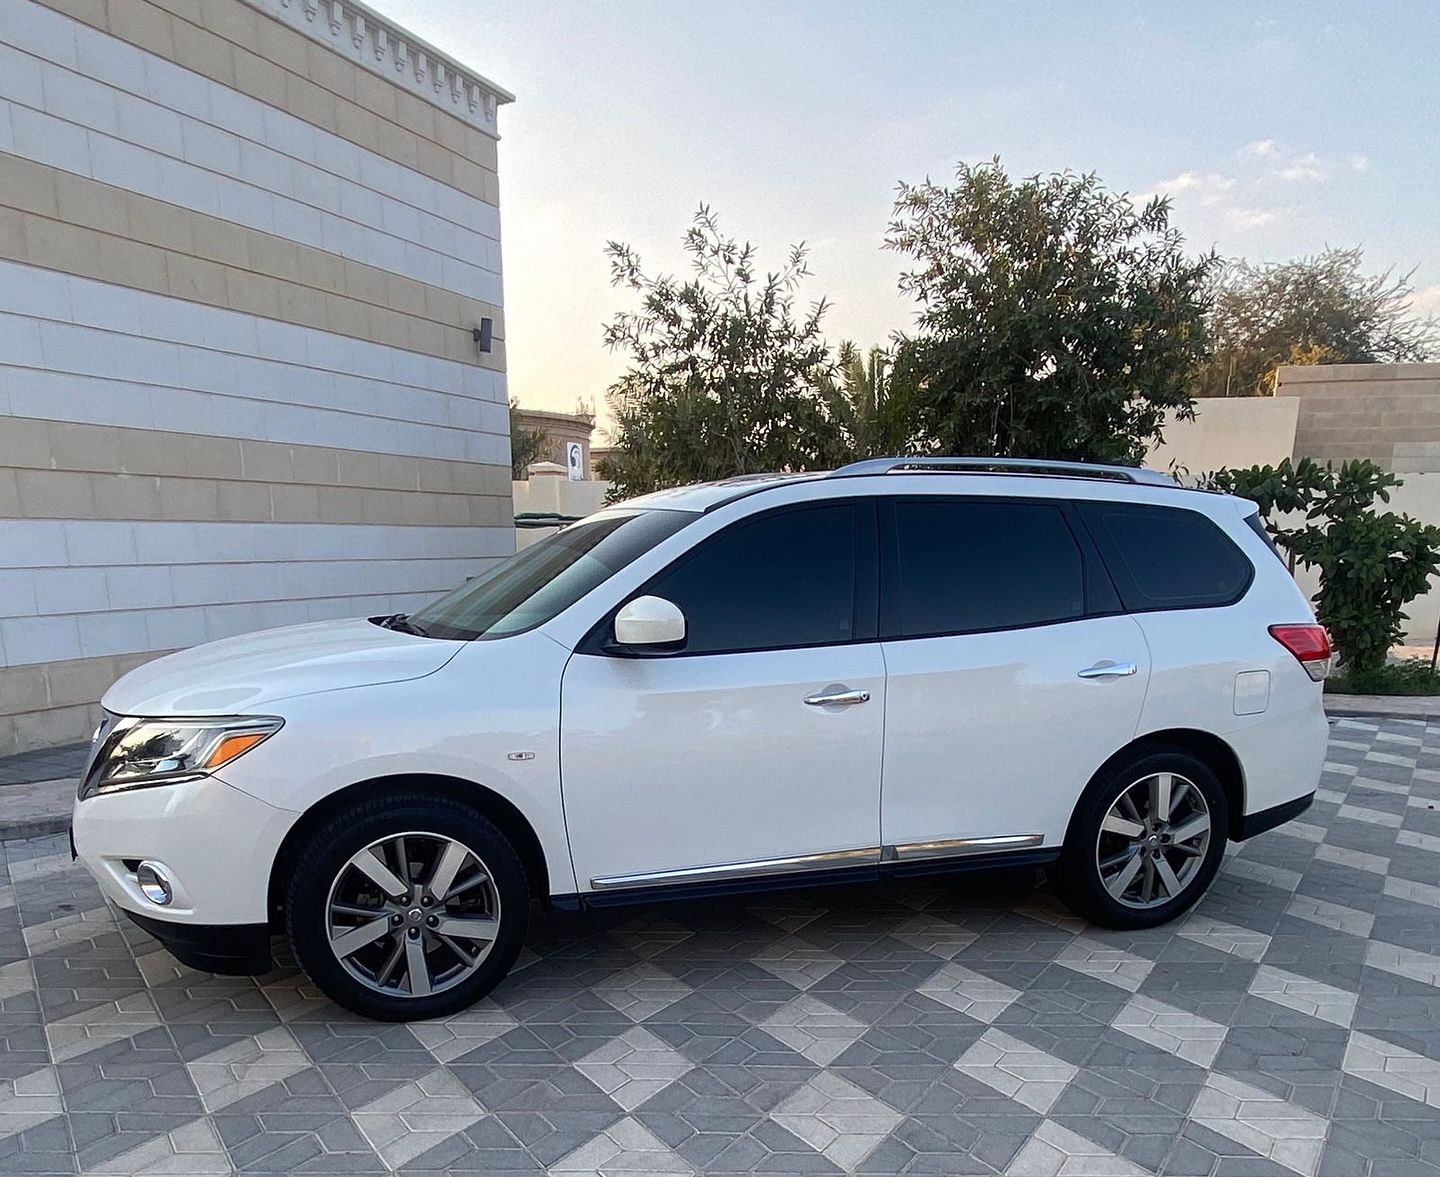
{"left": 829, "top": 456, "right": 1177, "bottom": 487}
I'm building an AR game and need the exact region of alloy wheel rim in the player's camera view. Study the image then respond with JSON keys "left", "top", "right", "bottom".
{"left": 1095, "top": 772, "right": 1211, "bottom": 909}
{"left": 325, "top": 831, "right": 500, "bottom": 998}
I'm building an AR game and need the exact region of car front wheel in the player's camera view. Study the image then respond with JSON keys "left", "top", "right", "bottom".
{"left": 1054, "top": 747, "right": 1228, "bottom": 929}
{"left": 285, "top": 793, "right": 528, "bottom": 1020}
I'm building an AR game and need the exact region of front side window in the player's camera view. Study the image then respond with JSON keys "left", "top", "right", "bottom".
{"left": 410, "top": 509, "right": 692, "bottom": 640}
{"left": 885, "top": 498, "right": 1086, "bottom": 637}
{"left": 1077, "top": 501, "right": 1253, "bottom": 610}
{"left": 646, "top": 503, "right": 863, "bottom": 655}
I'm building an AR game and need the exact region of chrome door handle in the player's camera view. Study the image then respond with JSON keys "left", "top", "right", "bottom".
{"left": 1077, "top": 661, "right": 1138, "bottom": 680}
{"left": 803, "top": 689, "right": 871, "bottom": 706}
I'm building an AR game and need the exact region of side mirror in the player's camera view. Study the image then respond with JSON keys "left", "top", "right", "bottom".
{"left": 613, "top": 595, "right": 686, "bottom": 650}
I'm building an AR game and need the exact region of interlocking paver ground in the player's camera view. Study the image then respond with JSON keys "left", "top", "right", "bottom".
{"left": 2, "top": 718, "right": 1440, "bottom": 1174}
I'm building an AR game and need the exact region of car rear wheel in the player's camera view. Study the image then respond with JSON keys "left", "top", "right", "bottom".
{"left": 285, "top": 793, "right": 528, "bottom": 1020}
{"left": 1054, "top": 747, "right": 1228, "bottom": 929}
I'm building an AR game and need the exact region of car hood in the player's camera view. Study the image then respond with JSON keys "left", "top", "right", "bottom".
{"left": 102, "top": 619, "right": 465, "bottom": 717}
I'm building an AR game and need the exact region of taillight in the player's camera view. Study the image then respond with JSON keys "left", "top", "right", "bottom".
{"left": 1269, "top": 624, "right": 1332, "bottom": 681}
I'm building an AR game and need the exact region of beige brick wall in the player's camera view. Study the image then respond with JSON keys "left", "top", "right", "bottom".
{"left": 1275, "top": 363, "right": 1440, "bottom": 470}
{"left": 32, "top": 0, "right": 502, "bottom": 203}
{"left": 0, "top": 420, "right": 513, "bottom": 527}
{"left": 1, "top": 0, "right": 514, "bottom": 753}
{"left": 0, "top": 652, "right": 173, "bottom": 759}
{"left": 0, "top": 158, "right": 505, "bottom": 369}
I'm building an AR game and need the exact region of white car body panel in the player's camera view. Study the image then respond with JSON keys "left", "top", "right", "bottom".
{"left": 71, "top": 466, "right": 1329, "bottom": 946}
{"left": 74, "top": 629, "right": 579, "bottom": 924}
{"left": 101, "top": 618, "right": 463, "bottom": 716}
{"left": 879, "top": 613, "right": 1151, "bottom": 851}
{"left": 1130, "top": 510, "right": 1329, "bottom": 820}
{"left": 560, "top": 643, "right": 886, "bottom": 890}
{"left": 1135, "top": 605, "right": 1329, "bottom": 818}
{"left": 72, "top": 776, "right": 293, "bottom": 924}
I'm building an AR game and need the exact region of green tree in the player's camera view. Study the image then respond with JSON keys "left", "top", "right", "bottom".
{"left": 509, "top": 398, "right": 547, "bottom": 479}
{"left": 1196, "top": 248, "right": 1440, "bottom": 397}
{"left": 1205, "top": 459, "right": 1440, "bottom": 673}
{"left": 884, "top": 158, "right": 1218, "bottom": 465}
{"left": 814, "top": 342, "right": 913, "bottom": 462}
{"left": 597, "top": 206, "right": 845, "bottom": 498}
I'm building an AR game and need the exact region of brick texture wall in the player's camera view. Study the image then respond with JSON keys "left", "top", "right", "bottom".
{"left": 0, "top": 0, "right": 513, "bottom": 752}
{"left": 1276, "top": 363, "right": 1440, "bottom": 472}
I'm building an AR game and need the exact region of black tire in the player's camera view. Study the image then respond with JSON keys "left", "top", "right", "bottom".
{"left": 1053, "top": 746, "right": 1229, "bottom": 930}
{"left": 285, "top": 792, "right": 529, "bottom": 1021}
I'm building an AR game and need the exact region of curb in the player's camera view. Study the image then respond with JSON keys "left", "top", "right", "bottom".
{"left": 1325, "top": 695, "right": 1440, "bottom": 722}
{"left": 0, "top": 815, "right": 70, "bottom": 841}
{"left": 0, "top": 778, "right": 75, "bottom": 843}
{"left": 1327, "top": 712, "right": 1438, "bottom": 722}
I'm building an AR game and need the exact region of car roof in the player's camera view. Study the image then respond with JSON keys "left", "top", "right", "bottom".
{"left": 616, "top": 458, "right": 1187, "bottom": 515}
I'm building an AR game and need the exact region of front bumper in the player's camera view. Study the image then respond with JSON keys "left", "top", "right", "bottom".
{"left": 71, "top": 774, "right": 296, "bottom": 927}
{"left": 123, "top": 910, "right": 274, "bottom": 975}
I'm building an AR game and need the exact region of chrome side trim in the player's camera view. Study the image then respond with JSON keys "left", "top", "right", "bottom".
{"left": 885, "top": 833, "right": 1045, "bottom": 862}
{"left": 590, "top": 846, "right": 881, "bottom": 892}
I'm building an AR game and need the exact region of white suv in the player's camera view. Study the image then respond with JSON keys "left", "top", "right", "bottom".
{"left": 72, "top": 458, "right": 1330, "bottom": 1020}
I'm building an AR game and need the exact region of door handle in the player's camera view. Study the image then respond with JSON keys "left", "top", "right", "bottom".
{"left": 1077, "top": 661, "right": 1138, "bottom": 680}
{"left": 803, "top": 689, "right": 871, "bottom": 706}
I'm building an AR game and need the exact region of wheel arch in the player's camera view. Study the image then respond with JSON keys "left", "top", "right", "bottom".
{"left": 1068, "top": 728, "right": 1247, "bottom": 844}
{"left": 266, "top": 773, "right": 551, "bottom": 925}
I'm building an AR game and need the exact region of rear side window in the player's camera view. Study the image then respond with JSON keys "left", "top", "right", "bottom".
{"left": 647, "top": 502, "right": 864, "bottom": 655}
{"left": 885, "top": 499, "right": 1086, "bottom": 637}
{"left": 1078, "top": 501, "right": 1253, "bottom": 611}
{"left": 1244, "top": 511, "right": 1287, "bottom": 565}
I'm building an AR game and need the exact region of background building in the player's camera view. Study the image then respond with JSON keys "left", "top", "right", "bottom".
{"left": 0, "top": 0, "right": 513, "bottom": 753}
{"left": 511, "top": 405, "right": 596, "bottom": 479}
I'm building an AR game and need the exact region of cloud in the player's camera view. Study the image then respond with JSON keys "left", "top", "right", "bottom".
{"left": 1238, "top": 139, "right": 1278, "bottom": 160}
{"left": 1411, "top": 286, "right": 1440, "bottom": 319}
{"left": 1145, "top": 171, "right": 1236, "bottom": 206}
{"left": 1235, "top": 140, "right": 1370, "bottom": 185}
{"left": 1225, "top": 207, "right": 1281, "bottom": 231}
{"left": 1141, "top": 170, "right": 1281, "bottom": 237}
{"left": 1144, "top": 139, "right": 1368, "bottom": 243}
{"left": 1275, "top": 152, "right": 1324, "bottom": 182}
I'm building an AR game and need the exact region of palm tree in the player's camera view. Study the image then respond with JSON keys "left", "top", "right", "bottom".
{"left": 820, "top": 341, "right": 909, "bottom": 460}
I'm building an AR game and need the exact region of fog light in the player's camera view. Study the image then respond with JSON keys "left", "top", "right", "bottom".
{"left": 135, "top": 862, "right": 173, "bottom": 906}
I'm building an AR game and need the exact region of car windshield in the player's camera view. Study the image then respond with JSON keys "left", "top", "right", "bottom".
{"left": 405, "top": 508, "right": 693, "bottom": 641}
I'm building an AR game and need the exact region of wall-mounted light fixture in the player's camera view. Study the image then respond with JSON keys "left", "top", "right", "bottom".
{"left": 472, "top": 318, "right": 493, "bottom": 353}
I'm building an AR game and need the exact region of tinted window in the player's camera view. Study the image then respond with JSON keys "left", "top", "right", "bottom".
{"left": 1078, "top": 501, "right": 1252, "bottom": 610}
{"left": 648, "top": 504, "right": 861, "bottom": 654}
{"left": 1244, "top": 511, "right": 1287, "bottom": 565}
{"left": 887, "top": 499, "right": 1085, "bottom": 636}
{"left": 410, "top": 509, "right": 691, "bottom": 640}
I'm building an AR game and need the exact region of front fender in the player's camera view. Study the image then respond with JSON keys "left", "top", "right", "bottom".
{"left": 214, "top": 631, "right": 576, "bottom": 894}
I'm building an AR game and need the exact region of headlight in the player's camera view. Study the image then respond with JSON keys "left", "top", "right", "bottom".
{"left": 78, "top": 715, "right": 283, "bottom": 800}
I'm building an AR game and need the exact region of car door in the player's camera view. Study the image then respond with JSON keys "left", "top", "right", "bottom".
{"left": 560, "top": 499, "right": 886, "bottom": 894}
{"left": 877, "top": 494, "right": 1151, "bottom": 860}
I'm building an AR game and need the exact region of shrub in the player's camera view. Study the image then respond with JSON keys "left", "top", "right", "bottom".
{"left": 1327, "top": 658, "right": 1440, "bottom": 696}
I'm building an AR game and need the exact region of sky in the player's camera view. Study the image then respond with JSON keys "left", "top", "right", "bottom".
{"left": 373, "top": 1, "right": 1440, "bottom": 430}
